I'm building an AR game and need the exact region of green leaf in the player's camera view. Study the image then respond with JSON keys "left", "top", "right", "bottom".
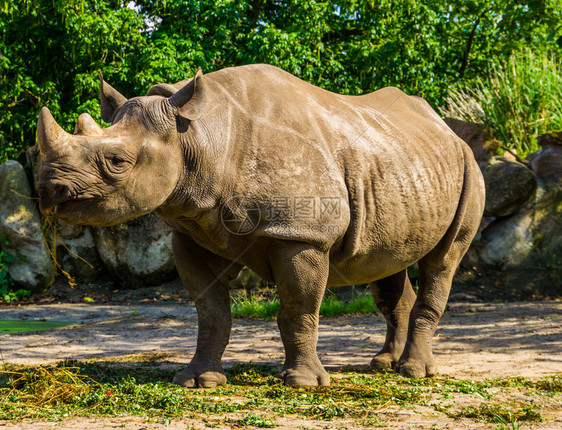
{"left": 3, "top": 254, "right": 15, "bottom": 263}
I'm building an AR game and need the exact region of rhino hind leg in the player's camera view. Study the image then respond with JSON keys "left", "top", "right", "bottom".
{"left": 171, "top": 231, "right": 242, "bottom": 388}
{"left": 273, "top": 244, "right": 331, "bottom": 386}
{"left": 369, "top": 270, "right": 417, "bottom": 372}
{"left": 396, "top": 255, "right": 465, "bottom": 378}
{"left": 396, "top": 155, "right": 484, "bottom": 378}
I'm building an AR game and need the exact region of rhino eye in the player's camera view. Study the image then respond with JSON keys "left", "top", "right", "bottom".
{"left": 111, "top": 156, "right": 125, "bottom": 166}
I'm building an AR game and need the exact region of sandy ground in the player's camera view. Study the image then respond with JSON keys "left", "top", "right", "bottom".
{"left": 0, "top": 300, "right": 561, "bottom": 429}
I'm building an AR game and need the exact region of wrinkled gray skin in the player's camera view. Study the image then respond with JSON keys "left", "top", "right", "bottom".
{"left": 37, "top": 64, "right": 485, "bottom": 387}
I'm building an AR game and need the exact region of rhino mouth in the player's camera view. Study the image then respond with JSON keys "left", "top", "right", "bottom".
{"left": 52, "top": 197, "right": 99, "bottom": 217}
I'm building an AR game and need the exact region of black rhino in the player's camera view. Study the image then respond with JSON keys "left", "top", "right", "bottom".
{"left": 37, "top": 64, "right": 485, "bottom": 387}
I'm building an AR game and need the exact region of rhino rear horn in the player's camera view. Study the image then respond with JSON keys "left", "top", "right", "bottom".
{"left": 168, "top": 67, "right": 207, "bottom": 120}
{"left": 74, "top": 113, "right": 103, "bottom": 136}
{"left": 36, "top": 107, "right": 71, "bottom": 155}
{"left": 99, "top": 70, "right": 128, "bottom": 123}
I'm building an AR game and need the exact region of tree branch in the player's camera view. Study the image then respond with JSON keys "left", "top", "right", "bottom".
{"left": 459, "top": 10, "right": 489, "bottom": 79}
{"left": 501, "top": 145, "right": 530, "bottom": 166}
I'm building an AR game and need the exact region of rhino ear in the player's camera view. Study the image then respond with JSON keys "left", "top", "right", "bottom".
{"left": 168, "top": 67, "right": 207, "bottom": 120}
{"left": 99, "top": 70, "right": 127, "bottom": 123}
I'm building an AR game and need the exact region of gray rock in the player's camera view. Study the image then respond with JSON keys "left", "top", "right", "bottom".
{"left": 474, "top": 186, "right": 562, "bottom": 271}
{"left": 443, "top": 118, "right": 499, "bottom": 163}
{"left": 531, "top": 131, "right": 562, "bottom": 186}
{"left": 93, "top": 212, "right": 176, "bottom": 287}
{"left": 25, "top": 145, "right": 41, "bottom": 193}
{"left": 482, "top": 157, "right": 537, "bottom": 217}
{"left": 479, "top": 210, "right": 534, "bottom": 267}
{"left": 0, "top": 160, "right": 54, "bottom": 292}
{"left": 56, "top": 220, "right": 84, "bottom": 240}
{"left": 56, "top": 225, "right": 106, "bottom": 284}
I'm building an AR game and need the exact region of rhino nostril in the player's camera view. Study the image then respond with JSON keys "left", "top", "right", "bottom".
{"left": 52, "top": 184, "right": 69, "bottom": 200}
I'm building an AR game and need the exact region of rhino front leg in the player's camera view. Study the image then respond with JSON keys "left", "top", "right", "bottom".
{"left": 171, "top": 231, "right": 242, "bottom": 388}
{"left": 369, "top": 269, "right": 416, "bottom": 371}
{"left": 273, "top": 244, "right": 330, "bottom": 386}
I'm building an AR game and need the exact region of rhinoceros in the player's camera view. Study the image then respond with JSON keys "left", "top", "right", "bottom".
{"left": 36, "top": 64, "right": 485, "bottom": 387}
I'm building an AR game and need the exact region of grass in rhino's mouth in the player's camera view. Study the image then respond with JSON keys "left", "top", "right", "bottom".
{"left": 0, "top": 360, "right": 558, "bottom": 426}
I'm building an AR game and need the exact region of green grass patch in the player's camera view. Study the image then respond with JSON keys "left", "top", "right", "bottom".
{"left": 320, "top": 294, "right": 377, "bottom": 317}
{"left": 0, "top": 361, "right": 556, "bottom": 426}
{"left": 231, "top": 296, "right": 280, "bottom": 320}
{"left": 231, "top": 294, "right": 377, "bottom": 320}
{"left": 0, "top": 320, "right": 74, "bottom": 333}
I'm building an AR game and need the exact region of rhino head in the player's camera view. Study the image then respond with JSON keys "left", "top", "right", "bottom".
{"left": 37, "top": 69, "right": 206, "bottom": 226}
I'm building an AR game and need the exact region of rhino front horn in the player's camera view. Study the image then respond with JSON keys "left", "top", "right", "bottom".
{"left": 36, "top": 107, "right": 71, "bottom": 155}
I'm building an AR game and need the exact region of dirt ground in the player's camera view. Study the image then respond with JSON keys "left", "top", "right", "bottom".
{"left": 0, "top": 299, "right": 561, "bottom": 429}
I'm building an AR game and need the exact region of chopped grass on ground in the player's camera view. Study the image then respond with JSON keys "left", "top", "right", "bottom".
{"left": 231, "top": 294, "right": 377, "bottom": 320}
{"left": 0, "top": 361, "right": 558, "bottom": 426}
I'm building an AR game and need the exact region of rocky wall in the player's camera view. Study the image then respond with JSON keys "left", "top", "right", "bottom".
{"left": 445, "top": 120, "right": 562, "bottom": 298}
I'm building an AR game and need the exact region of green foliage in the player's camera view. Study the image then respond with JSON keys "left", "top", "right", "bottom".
{"left": 0, "top": 288, "right": 31, "bottom": 303}
{"left": 231, "top": 293, "right": 377, "bottom": 319}
{"left": 0, "top": 0, "right": 147, "bottom": 162}
{"left": 1, "top": 0, "right": 561, "bottom": 162}
{"left": 0, "top": 234, "right": 30, "bottom": 302}
{"left": 0, "top": 235, "right": 14, "bottom": 288}
{"left": 440, "top": 49, "right": 562, "bottom": 157}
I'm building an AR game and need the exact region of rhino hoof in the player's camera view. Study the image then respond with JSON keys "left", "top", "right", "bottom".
{"left": 173, "top": 369, "right": 227, "bottom": 388}
{"left": 370, "top": 353, "right": 398, "bottom": 372}
{"left": 397, "top": 361, "right": 436, "bottom": 378}
{"left": 281, "top": 368, "right": 330, "bottom": 386}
